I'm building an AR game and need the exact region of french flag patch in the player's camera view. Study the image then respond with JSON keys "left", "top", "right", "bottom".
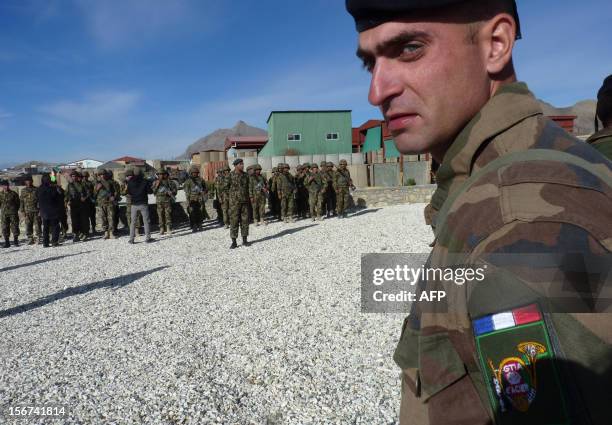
{"left": 473, "top": 304, "right": 542, "bottom": 336}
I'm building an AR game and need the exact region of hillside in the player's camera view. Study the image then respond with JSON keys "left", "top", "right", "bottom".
{"left": 178, "top": 120, "right": 267, "bottom": 159}
{"left": 538, "top": 99, "right": 597, "bottom": 136}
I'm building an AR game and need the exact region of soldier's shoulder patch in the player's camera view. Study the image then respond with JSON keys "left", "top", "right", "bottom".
{"left": 473, "top": 304, "right": 570, "bottom": 424}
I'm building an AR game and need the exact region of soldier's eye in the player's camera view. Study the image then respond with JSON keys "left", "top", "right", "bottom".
{"left": 399, "top": 43, "right": 423, "bottom": 60}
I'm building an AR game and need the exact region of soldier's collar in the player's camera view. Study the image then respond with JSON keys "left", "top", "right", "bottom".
{"left": 586, "top": 126, "right": 612, "bottom": 144}
{"left": 430, "top": 82, "right": 542, "bottom": 213}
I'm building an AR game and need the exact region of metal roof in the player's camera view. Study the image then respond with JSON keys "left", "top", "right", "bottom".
{"left": 266, "top": 110, "right": 351, "bottom": 123}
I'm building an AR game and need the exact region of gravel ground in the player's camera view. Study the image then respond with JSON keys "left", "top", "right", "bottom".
{"left": 0, "top": 204, "right": 432, "bottom": 425}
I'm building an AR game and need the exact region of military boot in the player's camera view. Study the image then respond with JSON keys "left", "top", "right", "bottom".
{"left": 242, "top": 236, "right": 250, "bottom": 247}
{"left": 13, "top": 237, "right": 19, "bottom": 247}
{"left": 28, "top": 237, "right": 35, "bottom": 245}
{"left": 3, "top": 237, "right": 9, "bottom": 248}
{"left": 109, "top": 232, "right": 116, "bottom": 239}
{"left": 167, "top": 227, "right": 173, "bottom": 235}
{"left": 103, "top": 231, "right": 110, "bottom": 240}
{"left": 230, "top": 238, "right": 238, "bottom": 249}
{"left": 160, "top": 227, "right": 166, "bottom": 235}
{"left": 260, "top": 219, "right": 266, "bottom": 226}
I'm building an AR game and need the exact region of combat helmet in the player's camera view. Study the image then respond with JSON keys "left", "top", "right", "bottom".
{"left": 339, "top": 159, "right": 348, "bottom": 166}
{"left": 157, "top": 167, "right": 168, "bottom": 174}
{"left": 96, "top": 168, "right": 107, "bottom": 176}
{"left": 254, "top": 164, "right": 262, "bottom": 171}
{"left": 189, "top": 165, "right": 200, "bottom": 174}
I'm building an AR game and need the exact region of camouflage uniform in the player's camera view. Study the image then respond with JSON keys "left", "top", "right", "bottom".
{"left": 20, "top": 182, "right": 42, "bottom": 244}
{"left": 0, "top": 184, "right": 20, "bottom": 246}
{"left": 277, "top": 164, "right": 296, "bottom": 222}
{"left": 109, "top": 174, "right": 121, "bottom": 232}
{"left": 249, "top": 165, "right": 268, "bottom": 225}
{"left": 94, "top": 171, "right": 117, "bottom": 239}
{"left": 56, "top": 185, "right": 68, "bottom": 241}
{"left": 213, "top": 170, "right": 224, "bottom": 223}
{"left": 324, "top": 162, "right": 336, "bottom": 217}
{"left": 304, "top": 164, "right": 325, "bottom": 220}
{"left": 228, "top": 168, "right": 250, "bottom": 239}
{"left": 219, "top": 166, "right": 231, "bottom": 228}
{"left": 152, "top": 170, "right": 177, "bottom": 234}
{"left": 394, "top": 83, "right": 612, "bottom": 425}
{"left": 333, "top": 160, "right": 353, "bottom": 217}
{"left": 587, "top": 74, "right": 612, "bottom": 160}
{"left": 82, "top": 171, "right": 97, "bottom": 233}
{"left": 269, "top": 167, "right": 281, "bottom": 220}
{"left": 586, "top": 128, "right": 612, "bottom": 160}
{"left": 66, "top": 174, "right": 90, "bottom": 241}
{"left": 183, "top": 166, "right": 207, "bottom": 231}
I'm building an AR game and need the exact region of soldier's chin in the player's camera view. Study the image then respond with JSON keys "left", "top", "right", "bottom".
{"left": 391, "top": 132, "right": 430, "bottom": 155}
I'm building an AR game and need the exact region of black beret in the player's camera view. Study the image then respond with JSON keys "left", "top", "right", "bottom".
{"left": 346, "top": 0, "right": 521, "bottom": 39}
{"left": 233, "top": 158, "right": 243, "bottom": 166}
{"left": 596, "top": 74, "right": 612, "bottom": 123}
{"left": 597, "top": 75, "right": 612, "bottom": 101}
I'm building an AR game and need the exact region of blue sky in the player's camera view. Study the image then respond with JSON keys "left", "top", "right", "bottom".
{"left": 1, "top": 0, "right": 611, "bottom": 164}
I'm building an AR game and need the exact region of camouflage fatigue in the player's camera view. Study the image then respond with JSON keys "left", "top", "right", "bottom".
{"left": 218, "top": 174, "right": 231, "bottom": 225}
{"left": 277, "top": 172, "right": 296, "bottom": 220}
{"left": 1, "top": 189, "right": 20, "bottom": 239}
{"left": 83, "top": 178, "right": 96, "bottom": 232}
{"left": 57, "top": 186, "right": 68, "bottom": 239}
{"left": 586, "top": 127, "right": 612, "bottom": 161}
{"left": 295, "top": 170, "right": 307, "bottom": 218}
{"left": 20, "top": 185, "right": 41, "bottom": 242}
{"left": 66, "top": 181, "right": 90, "bottom": 237}
{"left": 228, "top": 170, "right": 249, "bottom": 238}
{"left": 304, "top": 171, "right": 325, "bottom": 219}
{"left": 94, "top": 179, "right": 117, "bottom": 235}
{"left": 324, "top": 168, "right": 336, "bottom": 216}
{"left": 395, "top": 83, "right": 612, "bottom": 425}
{"left": 110, "top": 179, "right": 121, "bottom": 231}
{"left": 249, "top": 174, "right": 268, "bottom": 223}
{"left": 269, "top": 172, "right": 281, "bottom": 219}
{"left": 333, "top": 168, "right": 352, "bottom": 216}
{"left": 183, "top": 176, "right": 206, "bottom": 230}
{"left": 153, "top": 178, "right": 177, "bottom": 232}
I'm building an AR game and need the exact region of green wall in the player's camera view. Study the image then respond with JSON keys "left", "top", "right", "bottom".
{"left": 259, "top": 111, "right": 352, "bottom": 156}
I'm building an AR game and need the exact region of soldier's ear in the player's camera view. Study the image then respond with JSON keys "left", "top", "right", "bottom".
{"left": 482, "top": 12, "right": 515, "bottom": 76}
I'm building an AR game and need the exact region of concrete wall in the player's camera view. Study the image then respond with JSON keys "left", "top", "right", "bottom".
{"left": 352, "top": 185, "right": 436, "bottom": 208}
{"left": 402, "top": 161, "right": 430, "bottom": 185}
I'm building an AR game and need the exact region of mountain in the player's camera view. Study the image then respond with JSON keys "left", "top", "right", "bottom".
{"left": 178, "top": 120, "right": 267, "bottom": 159}
{"left": 538, "top": 99, "right": 597, "bottom": 136}
{"left": 9, "top": 160, "right": 59, "bottom": 170}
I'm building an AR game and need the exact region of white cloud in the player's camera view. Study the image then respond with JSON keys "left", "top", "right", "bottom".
{"left": 40, "top": 90, "right": 140, "bottom": 130}
{"left": 0, "top": 109, "right": 12, "bottom": 120}
{"left": 74, "top": 0, "right": 203, "bottom": 49}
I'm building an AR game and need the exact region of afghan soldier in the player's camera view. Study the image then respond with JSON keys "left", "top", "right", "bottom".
{"left": 269, "top": 166, "right": 281, "bottom": 220}
{"left": 347, "top": 1, "right": 612, "bottom": 424}
{"left": 213, "top": 169, "right": 224, "bottom": 224}
{"left": 0, "top": 180, "right": 20, "bottom": 247}
{"left": 121, "top": 169, "right": 144, "bottom": 235}
{"left": 277, "top": 163, "right": 296, "bottom": 223}
{"left": 219, "top": 166, "right": 231, "bottom": 228}
{"left": 333, "top": 159, "right": 355, "bottom": 218}
{"left": 152, "top": 168, "right": 177, "bottom": 235}
{"left": 587, "top": 74, "right": 612, "bottom": 160}
{"left": 249, "top": 164, "right": 268, "bottom": 226}
{"left": 81, "top": 171, "right": 97, "bottom": 234}
{"left": 304, "top": 163, "right": 326, "bottom": 221}
{"left": 106, "top": 170, "right": 121, "bottom": 232}
{"left": 55, "top": 180, "right": 68, "bottom": 242}
{"left": 318, "top": 161, "right": 328, "bottom": 216}
{"left": 94, "top": 169, "right": 117, "bottom": 239}
{"left": 228, "top": 158, "right": 250, "bottom": 248}
{"left": 66, "top": 170, "right": 90, "bottom": 242}
{"left": 183, "top": 165, "right": 206, "bottom": 232}
{"left": 294, "top": 165, "right": 306, "bottom": 218}
{"left": 324, "top": 162, "right": 336, "bottom": 217}
{"left": 19, "top": 175, "right": 41, "bottom": 244}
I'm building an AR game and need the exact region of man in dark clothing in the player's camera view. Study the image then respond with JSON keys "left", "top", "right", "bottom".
{"left": 37, "top": 174, "right": 64, "bottom": 247}
{"left": 126, "top": 169, "right": 153, "bottom": 243}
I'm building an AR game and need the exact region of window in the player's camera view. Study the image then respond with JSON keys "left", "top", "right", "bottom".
{"left": 287, "top": 133, "right": 301, "bottom": 142}
{"left": 326, "top": 132, "right": 339, "bottom": 141}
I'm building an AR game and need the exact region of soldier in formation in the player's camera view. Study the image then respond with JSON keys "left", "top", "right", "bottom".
{"left": 587, "top": 74, "right": 612, "bottom": 160}
{"left": 333, "top": 159, "right": 355, "bottom": 218}
{"left": 0, "top": 179, "right": 20, "bottom": 247}
{"left": 213, "top": 169, "right": 224, "bottom": 224}
{"left": 304, "top": 163, "right": 326, "bottom": 221}
{"left": 183, "top": 165, "right": 207, "bottom": 232}
{"left": 94, "top": 169, "right": 118, "bottom": 239}
{"left": 82, "top": 171, "right": 97, "bottom": 234}
{"left": 249, "top": 164, "right": 268, "bottom": 226}
{"left": 228, "top": 158, "right": 250, "bottom": 248}
{"left": 66, "top": 170, "right": 90, "bottom": 242}
{"left": 323, "top": 162, "right": 336, "bottom": 218}
{"left": 269, "top": 167, "right": 281, "bottom": 221}
{"left": 152, "top": 168, "right": 177, "bottom": 235}
{"left": 277, "top": 163, "right": 296, "bottom": 223}
{"left": 19, "top": 175, "right": 41, "bottom": 244}
{"left": 217, "top": 165, "right": 231, "bottom": 228}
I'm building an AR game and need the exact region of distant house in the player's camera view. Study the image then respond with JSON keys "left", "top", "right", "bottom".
{"left": 112, "top": 156, "right": 147, "bottom": 166}
{"left": 259, "top": 110, "right": 352, "bottom": 157}
{"left": 224, "top": 136, "right": 268, "bottom": 157}
{"left": 60, "top": 158, "right": 104, "bottom": 170}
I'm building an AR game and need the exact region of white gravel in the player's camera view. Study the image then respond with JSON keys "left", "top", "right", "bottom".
{"left": 0, "top": 203, "right": 432, "bottom": 424}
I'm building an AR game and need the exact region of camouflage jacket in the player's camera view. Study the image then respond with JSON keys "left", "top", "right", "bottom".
{"left": 304, "top": 172, "right": 325, "bottom": 193}
{"left": 277, "top": 172, "right": 296, "bottom": 196}
{"left": 66, "top": 181, "right": 89, "bottom": 203}
{"left": 94, "top": 179, "right": 117, "bottom": 205}
{"left": 333, "top": 168, "right": 352, "bottom": 190}
{"left": 153, "top": 178, "right": 177, "bottom": 203}
{"left": 249, "top": 175, "right": 268, "bottom": 198}
{"left": 20, "top": 186, "right": 39, "bottom": 213}
{"left": 395, "top": 83, "right": 612, "bottom": 425}
{"left": 0, "top": 189, "right": 20, "bottom": 216}
{"left": 183, "top": 177, "right": 207, "bottom": 202}
{"left": 270, "top": 174, "right": 279, "bottom": 193}
{"left": 586, "top": 127, "right": 612, "bottom": 161}
{"left": 214, "top": 175, "right": 226, "bottom": 200}
{"left": 83, "top": 180, "right": 95, "bottom": 203}
{"left": 228, "top": 170, "right": 249, "bottom": 204}
{"left": 323, "top": 170, "right": 334, "bottom": 187}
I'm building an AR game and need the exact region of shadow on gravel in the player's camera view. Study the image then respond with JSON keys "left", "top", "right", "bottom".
{"left": 250, "top": 224, "right": 317, "bottom": 245}
{"left": 348, "top": 208, "right": 381, "bottom": 218}
{"left": 0, "top": 252, "right": 94, "bottom": 274}
{"left": 0, "top": 265, "right": 169, "bottom": 319}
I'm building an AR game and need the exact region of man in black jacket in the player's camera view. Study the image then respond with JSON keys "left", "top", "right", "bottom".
{"left": 126, "top": 168, "right": 153, "bottom": 243}
{"left": 37, "top": 174, "right": 63, "bottom": 247}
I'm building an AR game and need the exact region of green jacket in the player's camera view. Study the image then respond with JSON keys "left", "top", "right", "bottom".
{"left": 276, "top": 172, "right": 295, "bottom": 196}
{"left": 20, "top": 186, "right": 39, "bottom": 213}
{"left": 228, "top": 170, "right": 249, "bottom": 204}
{"left": 333, "top": 168, "right": 352, "bottom": 190}
{"left": 586, "top": 127, "right": 612, "bottom": 161}
{"left": 249, "top": 174, "right": 267, "bottom": 198}
{"left": 153, "top": 178, "right": 177, "bottom": 203}
{"left": 0, "top": 189, "right": 20, "bottom": 216}
{"left": 304, "top": 172, "right": 325, "bottom": 193}
{"left": 183, "top": 176, "right": 207, "bottom": 202}
{"left": 94, "top": 179, "right": 116, "bottom": 205}
{"left": 66, "top": 181, "right": 89, "bottom": 203}
{"left": 395, "top": 82, "right": 612, "bottom": 425}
